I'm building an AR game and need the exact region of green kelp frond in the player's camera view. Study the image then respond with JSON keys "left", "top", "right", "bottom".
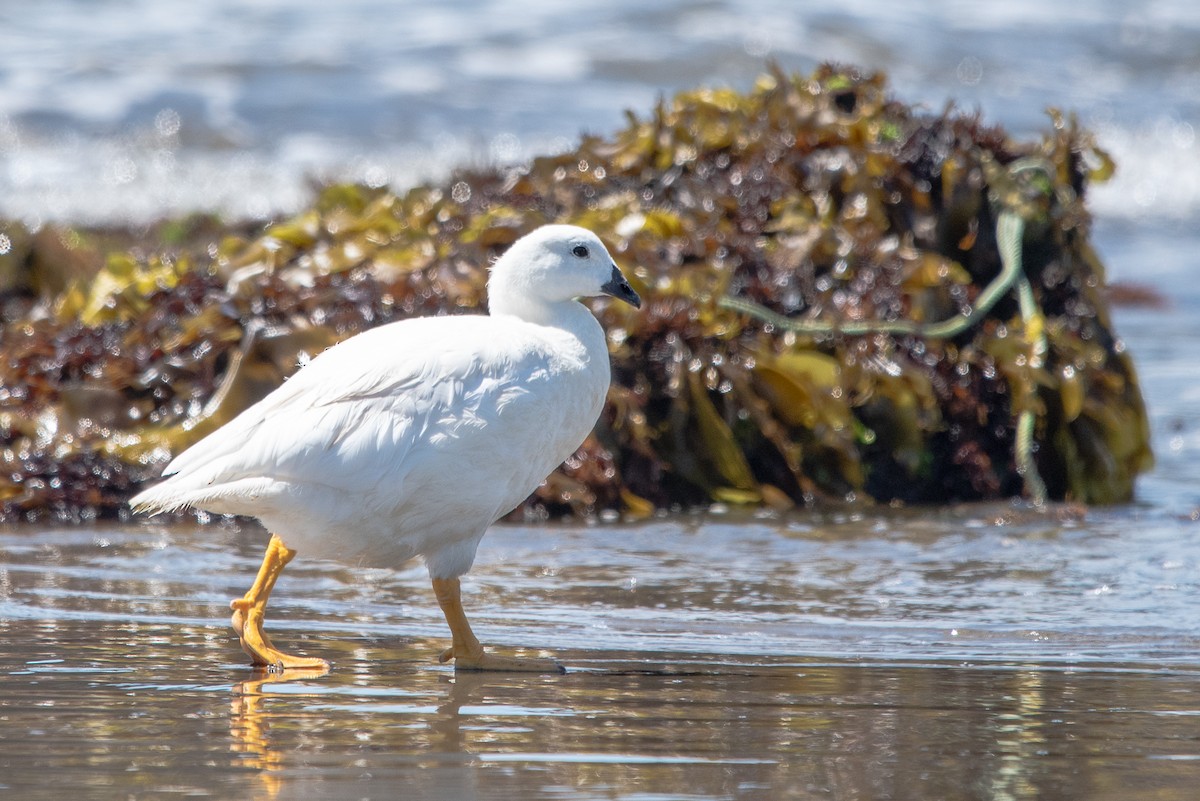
{"left": 0, "top": 65, "right": 1151, "bottom": 522}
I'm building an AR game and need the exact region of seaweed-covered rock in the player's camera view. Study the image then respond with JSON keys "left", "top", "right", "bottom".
{"left": 0, "top": 65, "right": 1152, "bottom": 522}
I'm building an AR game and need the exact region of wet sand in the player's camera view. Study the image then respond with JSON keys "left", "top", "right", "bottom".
{"left": 2, "top": 515, "right": 1197, "bottom": 800}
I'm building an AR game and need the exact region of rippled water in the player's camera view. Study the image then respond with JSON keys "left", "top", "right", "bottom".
{"left": 2, "top": 488, "right": 1199, "bottom": 800}
{"left": 1, "top": 0, "right": 1198, "bottom": 226}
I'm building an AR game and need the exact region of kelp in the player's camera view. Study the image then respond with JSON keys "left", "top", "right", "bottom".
{"left": 0, "top": 65, "right": 1152, "bottom": 522}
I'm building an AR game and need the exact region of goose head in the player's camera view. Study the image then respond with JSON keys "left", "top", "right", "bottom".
{"left": 487, "top": 225, "right": 641, "bottom": 321}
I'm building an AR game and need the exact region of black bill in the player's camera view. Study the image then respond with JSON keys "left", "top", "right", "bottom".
{"left": 600, "top": 264, "right": 642, "bottom": 309}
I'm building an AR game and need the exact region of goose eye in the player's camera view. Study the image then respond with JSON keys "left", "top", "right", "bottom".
{"left": 571, "top": 245, "right": 589, "bottom": 258}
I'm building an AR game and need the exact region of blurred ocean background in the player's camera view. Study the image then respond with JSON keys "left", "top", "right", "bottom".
{"left": 0, "top": 0, "right": 1196, "bottom": 238}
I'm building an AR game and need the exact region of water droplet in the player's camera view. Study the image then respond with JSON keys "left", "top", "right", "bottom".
{"left": 154, "top": 108, "right": 181, "bottom": 138}
{"left": 490, "top": 132, "right": 521, "bottom": 162}
{"left": 743, "top": 32, "right": 771, "bottom": 58}
{"left": 108, "top": 157, "right": 138, "bottom": 186}
{"left": 956, "top": 57, "right": 984, "bottom": 86}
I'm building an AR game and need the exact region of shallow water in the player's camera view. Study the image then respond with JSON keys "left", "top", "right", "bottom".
{"left": 2, "top": 499, "right": 1199, "bottom": 800}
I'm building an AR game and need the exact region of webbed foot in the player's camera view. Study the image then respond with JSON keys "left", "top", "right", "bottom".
{"left": 230, "top": 596, "right": 329, "bottom": 672}
{"left": 438, "top": 644, "right": 564, "bottom": 673}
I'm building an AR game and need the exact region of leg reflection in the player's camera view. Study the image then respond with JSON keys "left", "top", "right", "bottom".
{"left": 230, "top": 665, "right": 330, "bottom": 798}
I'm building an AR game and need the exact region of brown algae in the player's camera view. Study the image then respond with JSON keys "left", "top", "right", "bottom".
{"left": 0, "top": 66, "right": 1152, "bottom": 522}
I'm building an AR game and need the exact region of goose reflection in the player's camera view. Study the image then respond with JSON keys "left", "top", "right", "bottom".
{"left": 226, "top": 660, "right": 500, "bottom": 798}
{"left": 230, "top": 665, "right": 330, "bottom": 797}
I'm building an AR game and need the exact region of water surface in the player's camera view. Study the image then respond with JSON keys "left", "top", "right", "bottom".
{"left": 1, "top": 0, "right": 1197, "bottom": 226}
{"left": 2, "top": 500, "right": 1199, "bottom": 800}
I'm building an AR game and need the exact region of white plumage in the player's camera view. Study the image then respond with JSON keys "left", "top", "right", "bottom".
{"left": 131, "top": 224, "right": 640, "bottom": 672}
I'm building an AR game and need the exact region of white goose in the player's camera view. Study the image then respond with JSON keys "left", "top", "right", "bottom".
{"left": 131, "top": 224, "right": 641, "bottom": 672}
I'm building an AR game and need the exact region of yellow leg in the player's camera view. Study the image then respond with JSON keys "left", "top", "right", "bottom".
{"left": 431, "top": 576, "right": 564, "bottom": 673}
{"left": 229, "top": 534, "right": 329, "bottom": 672}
